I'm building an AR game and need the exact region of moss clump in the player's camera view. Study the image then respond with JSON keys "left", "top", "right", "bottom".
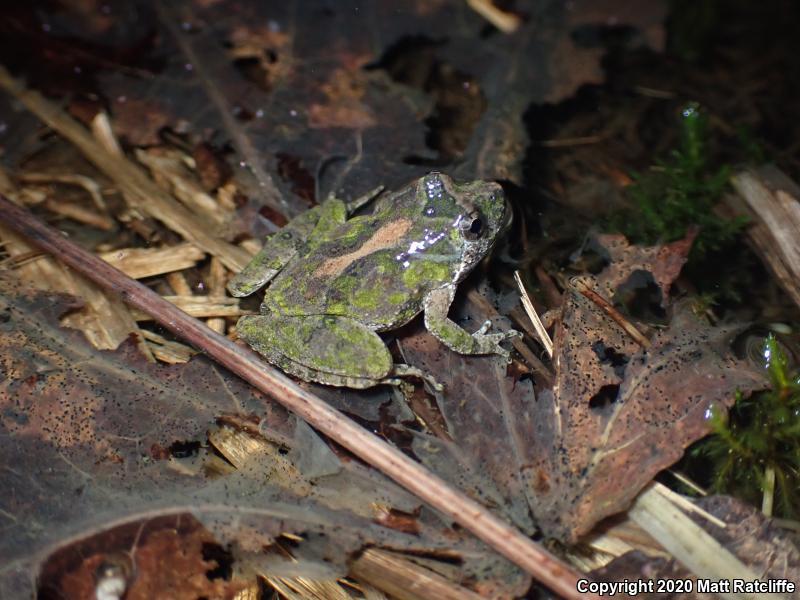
{"left": 610, "top": 103, "right": 746, "bottom": 258}
{"left": 691, "top": 335, "right": 800, "bottom": 517}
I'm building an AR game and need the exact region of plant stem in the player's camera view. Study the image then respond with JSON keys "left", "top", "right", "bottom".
{"left": 762, "top": 465, "right": 776, "bottom": 517}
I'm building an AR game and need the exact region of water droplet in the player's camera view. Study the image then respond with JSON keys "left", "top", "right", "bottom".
{"left": 184, "top": 63, "right": 193, "bottom": 71}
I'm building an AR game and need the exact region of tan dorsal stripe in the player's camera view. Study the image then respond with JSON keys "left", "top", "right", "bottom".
{"left": 314, "top": 217, "right": 413, "bottom": 278}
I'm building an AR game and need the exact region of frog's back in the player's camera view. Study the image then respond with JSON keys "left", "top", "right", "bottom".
{"left": 263, "top": 216, "right": 454, "bottom": 330}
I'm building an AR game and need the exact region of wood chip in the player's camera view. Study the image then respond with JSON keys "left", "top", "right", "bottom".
{"left": 140, "top": 329, "right": 197, "bottom": 364}
{"left": 0, "top": 65, "right": 253, "bottom": 273}
{"left": 0, "top": 222, "right": 152, "bottom": 359}
{"left": 99, "top": 243, "right": 206, "bottom": 279}
{"left": 136, "top": 147, "right": 230, "bottom": 227}
{"left": 730, "top": 166, "right": 800, "bottom": 311}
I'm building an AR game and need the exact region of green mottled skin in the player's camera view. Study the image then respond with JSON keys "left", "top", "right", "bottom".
{"left": 228, "top": 173, "right": 518, "bottom": 388}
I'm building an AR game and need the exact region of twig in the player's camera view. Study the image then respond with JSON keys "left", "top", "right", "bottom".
{"left": 465, "top": 0, "right": 521, "bottom": 33}
{"left": 571, "top": 277, "right": 650, "bottom": 349}
{"left": 0, "top": 194, "right": 598, "bottom": 600}
{"left": 514, "top": 270, "right": 553, "bottom": 358}
{"left": 539, "top": 135, "right": 605, "bottom": 148}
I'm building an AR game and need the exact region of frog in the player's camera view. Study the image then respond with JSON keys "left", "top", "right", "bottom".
{"left": 227, "top": 172, "right": 520, "bottom": 389}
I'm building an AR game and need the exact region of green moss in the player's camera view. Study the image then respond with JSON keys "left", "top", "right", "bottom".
{"left": 402, "top": 261, "right": 451, "bottom": 288}
{"left": 609, "top": 102, "right": 746, "bottom": 258}
{"left": 690, "top": 335, "right": 800, "bottom": 517}
{"left": 387, "top": 291, "right": 406, "bottom": 305}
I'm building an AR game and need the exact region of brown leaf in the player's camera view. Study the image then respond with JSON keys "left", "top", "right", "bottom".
{"left": 45, "top": 518, "right": 246, "bottom": 600}
{"left": 592, "top": 230, "right": 698, "bottom": 306}
{"left": 0, "top": 1, "right": 668, "bottom": 211}
{"left": 396, "top": 287, "right": 539, "bottom": 541}
{"left": 526, "top": 279, "right": 766, "bottom": 542}
{"left": 0, "top": 275, "right": 523, "bottom": 598}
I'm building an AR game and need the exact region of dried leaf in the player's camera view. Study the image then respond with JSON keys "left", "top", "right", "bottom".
{"left": 591, "top": 231, "right": 698, "bottom": 306}
{"left": 526, "top": 280, "right": 765, "bottom": 541}
{"left": 0, "top": 275, "right": 520, "bottom": 598}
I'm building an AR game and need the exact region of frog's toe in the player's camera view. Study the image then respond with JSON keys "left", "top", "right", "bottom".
{"left": 476, "top": 328, "right": 520, "bottom": 357}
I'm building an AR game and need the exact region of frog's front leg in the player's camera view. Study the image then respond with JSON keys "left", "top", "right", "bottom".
{"left": 228, "top": 208, "right": 324, "bottom": 297}
{"left": 423, "top": 286, "right": 520, "bottom": 358}
{"left": 228, "top": 196, "right": 354, "bottom": 297}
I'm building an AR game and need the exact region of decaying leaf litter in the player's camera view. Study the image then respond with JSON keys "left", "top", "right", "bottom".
{"left": 0, "top": 1, "right": 795, "bottom": 598}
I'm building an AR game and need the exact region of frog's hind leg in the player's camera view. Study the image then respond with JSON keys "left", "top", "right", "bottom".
{"left": 235, "top": 314, "right": 394, "bottom": 389}
{"left": 236, "top": 314, "right": 441, "bottom": 389}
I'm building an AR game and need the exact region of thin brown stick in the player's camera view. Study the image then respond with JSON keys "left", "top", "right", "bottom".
{"left": 0, "top": 193, "right": 598, "bottom": 600}
{"left": 572, "top": 278, "right": 651, "bottom": 349}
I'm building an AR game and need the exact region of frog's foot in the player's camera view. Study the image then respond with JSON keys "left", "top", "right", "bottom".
{"left": 473, "top": 320, "right": 523, "bottom": 360}
{"left": 390, "top": 363, "right": 443, "bottom": 391}
{"left": 423, "top": 287, "right": 521, "bottom": 359}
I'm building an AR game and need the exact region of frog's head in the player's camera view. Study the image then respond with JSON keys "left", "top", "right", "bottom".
{"left": 419, "top": 172, "right": 509, "bottom": 283}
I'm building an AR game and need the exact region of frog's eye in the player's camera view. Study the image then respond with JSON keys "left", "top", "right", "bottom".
{"left": 460, "top": 213, "right": 484, "bottom": 240}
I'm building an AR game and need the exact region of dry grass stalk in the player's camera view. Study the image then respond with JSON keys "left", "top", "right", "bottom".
{"left": 629, "top": 483, "right": 762, "bottom": 600}
{"left": 0, "top": 65, "right": 252, "bottom": 272}
{"left": 264, "top": 577, "right": 386, "bottom": 600}
{"left": 730, "top": 166, "right": 800, "bottom": 311}
{"left": 99, "top": 243, "right": 206, "bottom": 279}
{"left": 41, "top": 198, "right": 116, "bottom": 231}
{"left": 136, "top": 148, "right": 230, "bottom": 227}
{"left": 514, "top": 270, "right": 554, "bottom": 357}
